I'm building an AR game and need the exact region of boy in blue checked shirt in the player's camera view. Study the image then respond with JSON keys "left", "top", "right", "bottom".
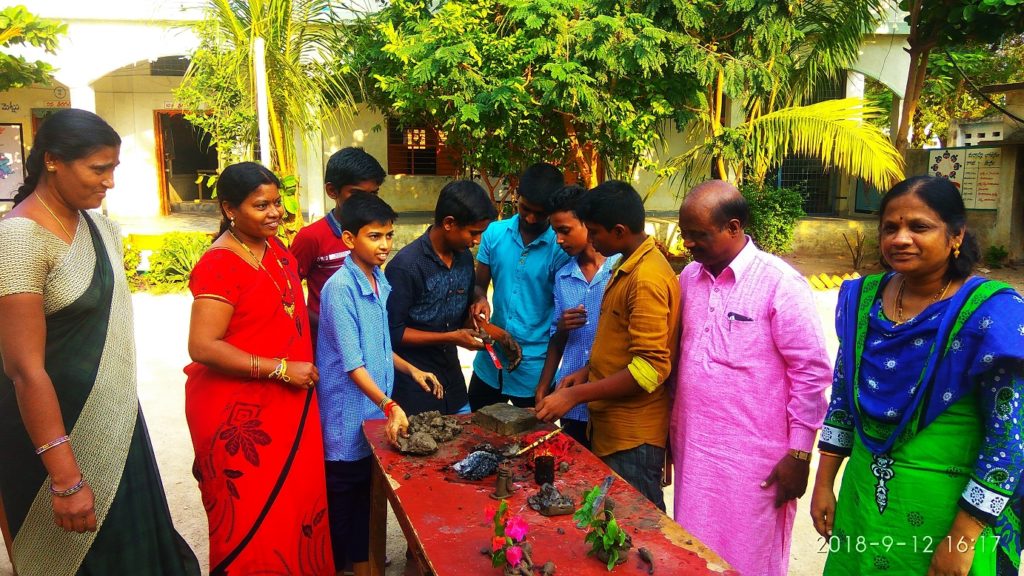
{"left": 317, "top": 192, "right": 441, "bottom": 576}
{"left": 534, "top": 185, "right": 619, "bottom": 449}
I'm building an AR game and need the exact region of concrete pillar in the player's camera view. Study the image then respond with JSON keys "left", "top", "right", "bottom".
{"left": 68, "top": 84, "right": 96, "bottom": 113}
{"left": 846, "top": 71, "right": 865, "bottom": 99}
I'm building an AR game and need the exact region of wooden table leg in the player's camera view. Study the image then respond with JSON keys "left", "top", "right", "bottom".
{"left": 0, "top": 492, "right": 15, "bottom": 575}
{"left": 368, "top": 462, "right": 388, "bottom": 576}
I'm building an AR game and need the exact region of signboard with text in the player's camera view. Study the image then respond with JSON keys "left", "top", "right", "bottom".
{"left": 929, "top": 147, "right": 1001, "bottom": 210}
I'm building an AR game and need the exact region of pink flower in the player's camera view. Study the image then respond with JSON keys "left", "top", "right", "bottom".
{"left": 492, "top": 536, "right": 507, "bottom": 552}
{"left": 505, "top": 515, "right": 528, "bottom": 541}
{"left": 484, "top": 505, "right": 497, "bottom": 522}
{"left": 505, "top": 545, "right": 523, "bottom": 567}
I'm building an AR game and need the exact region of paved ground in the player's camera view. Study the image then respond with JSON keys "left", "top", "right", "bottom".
{"left": 0, "top": 288, "right": 839, "bottom": 576}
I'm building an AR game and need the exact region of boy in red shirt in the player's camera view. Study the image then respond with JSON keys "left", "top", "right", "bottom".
{"left": 292, "top": 147, "right": 386, "bottom": 348}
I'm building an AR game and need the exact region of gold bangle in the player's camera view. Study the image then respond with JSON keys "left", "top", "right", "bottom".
{"left": 819, "top": 450, "right": 847, "bottom": 459}
{"left": 966, "top": 513, "right": 988, "bottom": 530}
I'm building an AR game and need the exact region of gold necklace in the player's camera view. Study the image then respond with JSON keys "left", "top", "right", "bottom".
{"left": 227, "top": 229, "right": 296, "bottom": 318}
{"left": 893, "top": 276, "right": 952, "bottom": 326}
{"left": 34, "top": 192, "right": 74, "bottom": 243}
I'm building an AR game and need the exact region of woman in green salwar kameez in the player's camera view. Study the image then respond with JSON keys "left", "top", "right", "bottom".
{"left": 811, "top": 176, "right": 1024, "bottom": 575}
{"left": 0, "top": 109, "right": 199, "bottom": 576}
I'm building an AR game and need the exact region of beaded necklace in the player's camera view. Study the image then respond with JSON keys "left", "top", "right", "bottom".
{"left": 228, "top": 229, "right": 296, "bottom": 318}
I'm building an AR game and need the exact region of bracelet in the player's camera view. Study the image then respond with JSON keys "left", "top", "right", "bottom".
{"left": 35, "top": 435, "right": 70, "bottom": 455}
{"left": 966, "top": 513, "right": 988, "bottom": 530}
{"left": 378, "top": 396, "right": 391, "bottom": 412}
{"left": 50, "top": 476, "right": 86, "bottom": 497}
{"left": 250, "top": 354, "right": 260, "bottom": 379}
{"left": 383, "top": 401, "right": 398, "bottom": 418}
{"left": 818, "top": 449, "right": 847, "bottom": 459}
{"left": 268, "top": 358, "right": 290, "bottom": 383}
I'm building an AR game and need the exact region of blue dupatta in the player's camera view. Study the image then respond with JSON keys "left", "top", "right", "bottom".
{"left": 839, "top": 273, "right": 1013, "bottom": 456}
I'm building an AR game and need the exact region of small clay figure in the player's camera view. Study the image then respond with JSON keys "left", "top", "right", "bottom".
{"left": 638, "top": 547, "right": 655, "bottom": 574}
{"left": 540, "top": 561, "right": 556, "bottom": 576}
{"left": 557, "top": 461, "right": 570, "bottom": 473}
{"left": 491, "top": 462, "right": 516, "bottom": 499}
{"left": 527, "top": 483, "right": 575, "bottom": 516}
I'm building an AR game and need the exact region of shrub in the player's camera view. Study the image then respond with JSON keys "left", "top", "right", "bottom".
{"left": 739, "top": 183, "right": 806, "bottom": 254}
{"left": 148, "top": 232, "right": 212, "bottom": 293}
{"left": 984, "top": 244, "right": 1009, "bottom": 269}
{"left": 121, "top": 238, "right": 148, "bottom": 292}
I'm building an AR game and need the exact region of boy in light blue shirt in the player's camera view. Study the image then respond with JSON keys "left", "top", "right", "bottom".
{"left": 534, "top": 185, "right": 619, "bottom": 448}
{"left": 317, "top": 192, "right": 440, "bottom": 576}
{"left": 468, "top": 163, "right": 571, "bottom": 409}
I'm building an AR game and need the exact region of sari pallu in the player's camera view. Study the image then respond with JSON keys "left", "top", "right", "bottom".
{"left": 185, "top": 240, "right": 334, "bottom": 576}
{"left": 822, "top": 274, "right": 1024, "bottom": 575}
{"left": 0, "top": 213, "right": 199, "bottom": 576}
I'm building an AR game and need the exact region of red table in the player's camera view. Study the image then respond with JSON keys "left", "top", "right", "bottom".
{"left": 364, "top": 416, "right": 735, "bottom": 575}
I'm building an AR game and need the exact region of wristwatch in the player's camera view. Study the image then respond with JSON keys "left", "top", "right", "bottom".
{"left": 788, "top": 449, "right": 812, "bottom": 462}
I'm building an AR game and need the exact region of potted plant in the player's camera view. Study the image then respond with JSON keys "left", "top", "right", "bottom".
{"left": 573, "top": 477, "right": 632, "bottom": 570}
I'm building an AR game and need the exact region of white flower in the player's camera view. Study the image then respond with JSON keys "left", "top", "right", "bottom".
{"left": 983, "top": 354, "right": 995, "bottom": 364}
{"left": 885, "top": 408, "right": 898, "bottom": 418}
{"left": 913, "top": 338, "right": 925, "bottom": 347}
{"left": 871, "top": 338, "right": 884, "bottom": 347}
{"left": 885, "top": 358, "right": 898, "bottom": 371}
{"left": 943, "top": 391, "right": 953, "bottom": 403}
{"left": 1018, "top": 325, "right": 1024, "bottom": 336}
{"left": 951, "top": 339, "right": 963, "bottom": 352}
{"left": 867, "top": 378, "right": 879, "bottom": 390}
{"left": 979, "top": 316, "right": 993, "bottom": 330}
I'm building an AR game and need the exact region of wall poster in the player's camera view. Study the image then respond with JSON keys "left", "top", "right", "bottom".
{"left": 0, "top": 123, "right": 25, "bottom": 201}
{"left": 929, "top": 146, "right": 1001, "bottom": 210}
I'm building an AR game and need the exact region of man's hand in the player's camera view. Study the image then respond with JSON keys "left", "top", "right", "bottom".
{"left": 761, "top": 453, "right": 810, "bottom": 508}
{"left": 535, "top": 387, "right": 577, "bottom": 423}
{"left": 557, "top": 305, "right": 587, "bottom": 332}
{"left": 451, "top": 328, "right": 485, "bottom": 351}
{"left": 555, "top": 365, "right": 589, "bottom": 391}
{"left": 469, "top": 299, "right": 491, "bottom": 327}
{"left": 411, "top": 368, "right": 443, "bottom": 399}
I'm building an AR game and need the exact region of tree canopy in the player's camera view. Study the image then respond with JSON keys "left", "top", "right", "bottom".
{"left": 0, "top": 5, "right": 66, "bottom": 91}
{"left": 895, "top": 0, "right": 1024, "bottom": 153}
{"left": 342, "top": 0, "right": 702, "bottom": 194}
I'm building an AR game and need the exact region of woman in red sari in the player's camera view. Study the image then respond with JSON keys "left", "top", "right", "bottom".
{"left": 185, "top": 162, "right": 334, "bottom": 576}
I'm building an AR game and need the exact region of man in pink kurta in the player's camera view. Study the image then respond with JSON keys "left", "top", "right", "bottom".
{"left": 672, "top": 181, "right": 830, "bottom": 576}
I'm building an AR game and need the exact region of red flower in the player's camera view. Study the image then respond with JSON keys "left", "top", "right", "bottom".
{"left": 492, "top": 536, "right": 507, "bottom": 552}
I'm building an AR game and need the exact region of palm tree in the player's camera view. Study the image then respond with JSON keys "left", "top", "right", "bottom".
{"left": 663, "top": 0, "right": 905, "bottom": 191}
{"left": 176, "top": 0, "right": 353, "bottom": 229}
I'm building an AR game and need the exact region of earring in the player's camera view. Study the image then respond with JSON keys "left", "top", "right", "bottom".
{"left": 46, "top": 164, "right": 55, "bottom": 172}
{"left": 953, "top": 243, "right": 961, "bottom": 259}
{"left": 230, "top": 217, "right": 236, "bottom": 228}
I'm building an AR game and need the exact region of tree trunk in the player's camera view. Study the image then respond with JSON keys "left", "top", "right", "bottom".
{"left": 562, "top": 115, "right": 597, "bottom": 187}
{"left": 895, "top": 0, "right": 932, "bottom": 158}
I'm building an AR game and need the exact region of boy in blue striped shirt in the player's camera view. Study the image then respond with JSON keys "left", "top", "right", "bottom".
{"left": 534, "top": 185, "right": 619, "bottom": 448}
{"left": 317, "top": 192, "right": 441, "bottom": 576}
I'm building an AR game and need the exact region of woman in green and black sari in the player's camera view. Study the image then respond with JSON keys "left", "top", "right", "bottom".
{"left": 811, "top": 176, "right": 1024, "bottom": 575}
{"left": 0, "top": 109, "right": 199, "bottom": 576}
